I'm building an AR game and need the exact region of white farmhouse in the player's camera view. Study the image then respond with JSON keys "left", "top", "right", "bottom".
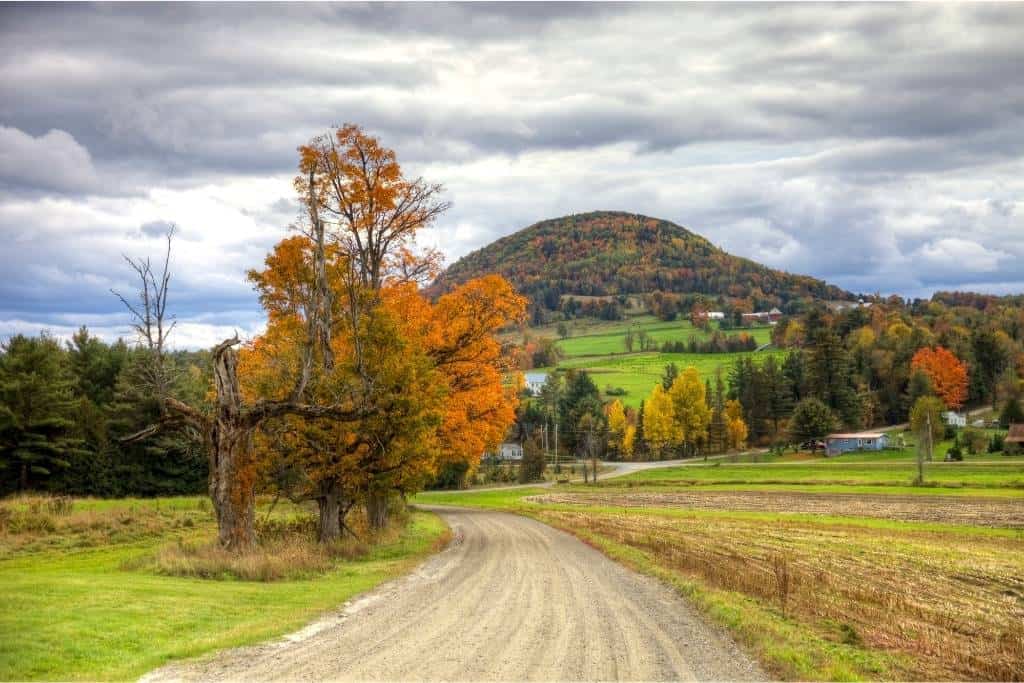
{"left": 495, "top": 443, "right": 523, "bottom": 461}
{"left": 943, "top": 411, "right": 966, "bottom": 428}
{"left": 524, "top": 371, "right": 548, "bottom": 396}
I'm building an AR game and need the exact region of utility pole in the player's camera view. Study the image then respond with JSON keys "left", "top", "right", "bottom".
{"left": 554, "top": 421, "right": 559, "bottom": 474}
{"left": 917, "top": 413, "right": 932, "bottom": 485}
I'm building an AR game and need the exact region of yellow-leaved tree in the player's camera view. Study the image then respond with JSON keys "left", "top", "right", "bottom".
{"left": 643, "top": 384, "right": 680, "bottom": 459}
{"left": 668, "top": 367, "right": 711, "bottom": 458}
{"left": 605, "top": 399, "right": 628, "bottom": 459}
{"left": 724, "top": 399, "right": 748, "bottom": 451}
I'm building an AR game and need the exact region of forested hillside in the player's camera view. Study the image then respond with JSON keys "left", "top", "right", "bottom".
{"left": 435, "top": 211, "right": 853, "bottom": 318}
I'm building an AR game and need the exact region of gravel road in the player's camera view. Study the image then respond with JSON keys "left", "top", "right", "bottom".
{"left": 144, "top": 506, "right": 765, "bottom": 682}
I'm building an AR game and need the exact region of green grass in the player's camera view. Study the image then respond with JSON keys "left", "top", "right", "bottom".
{"left": 548, "top": 349, "right": 786, "bottom": 407}
{"left": 0, "top": 505, "right": 448, "bottom": 681}
{"left": 554, "top": 317, "right": 772, "bottom": 357}
{"left": 610, "top": 459, "right": 1024, "bottom": 490}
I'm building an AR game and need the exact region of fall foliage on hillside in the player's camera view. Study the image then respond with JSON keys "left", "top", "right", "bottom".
{"left": 911, "top": 346, "right": 969, "bottom": 410}
{"left": 435, "top": 211, "right": 852, "bottom": 315}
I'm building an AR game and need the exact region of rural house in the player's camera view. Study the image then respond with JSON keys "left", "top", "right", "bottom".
{"left": 493, "top": 443, "right": 524, "bottom": 461}
{"left": 825, "top": 431, "right": 890, "bottom": 456}
{"left": 943, "top": 411, "right": 967, "bottom": 428}
{"left": 741, "top": 308, "right": 783, "bottom": 325}
{"left": 1006, "top": 424, "right": 1024, "bottom": 455}
{"left": 524, "top": 372, "right": 548, "bottom": 395}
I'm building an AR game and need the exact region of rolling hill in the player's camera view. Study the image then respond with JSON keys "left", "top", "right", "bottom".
{"left": 434, "top": 211, "right": 853, "bottom": 313}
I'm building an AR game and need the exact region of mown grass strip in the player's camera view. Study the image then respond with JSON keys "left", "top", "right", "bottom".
{"left": 0, "top": 510, "right": 449, "bottom": 681}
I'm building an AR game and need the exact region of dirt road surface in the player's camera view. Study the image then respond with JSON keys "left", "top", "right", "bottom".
{"left": 144, "top": 507, "right": 765, "bottom": 682}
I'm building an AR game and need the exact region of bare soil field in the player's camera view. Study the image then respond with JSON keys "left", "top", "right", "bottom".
{"left": 530, "top": 489, "right": 1024, "bottom": 527}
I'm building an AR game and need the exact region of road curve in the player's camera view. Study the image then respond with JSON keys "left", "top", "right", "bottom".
{"left": 144, "top": 507, "right": 765, "bottom": 682}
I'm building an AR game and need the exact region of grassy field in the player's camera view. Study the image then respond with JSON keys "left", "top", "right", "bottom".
{"left": 548, "top": 349, "right": 786, "bottom": 407}
{"left": 609, "top": 459, "right": 1024, "bottom": 491}
{"left": 513, "top": 315, "right": 780, "bottom": 407}
{"left": 0, "top": 496, "right": 448, "bottom": 681}
{"left": 554, "top": 317, "right": 772, "bottom": 357}
{"left": 414, "top": 461, "right": 1024, "bottom": 681}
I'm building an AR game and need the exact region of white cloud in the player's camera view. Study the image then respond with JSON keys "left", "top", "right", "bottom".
{"left": 0, "top": 126, "right": 99, "bottom": 193}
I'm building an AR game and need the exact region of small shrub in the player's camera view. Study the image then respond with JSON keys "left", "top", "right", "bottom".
{"left": 147, "top": 536, "right": 333, "bottom": 581}
{"left": 839, "top": 622, "right": 862, "bottom": 646}
{"left": 255, "top": 515, "right": 317, "bottom": 542}
{"left": 989, "top": 433, "right": 1005, "bottom": 453}
{"left": 7, "top": 509, "right": 56, "bottom": 534}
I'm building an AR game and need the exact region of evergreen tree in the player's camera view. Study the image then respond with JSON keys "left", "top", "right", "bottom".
{"left": 999, "top": 397, "right": 1024, "bottom": 429}
{"left": 661, "top": 362, "right": 679, "bottom": 390}
{"left": 789, "top": 397, "right": 838, "bottom": 446}
{"left": 558, "top": 370, "right": 602, "bottom": 450}
{"left": 635, "top": 400, "right": 647, "bottom": 460}
{"left": 708, "top": 368, "right": 727, "bottom": 453}
{"left": 0, "top": 335, "right": 87, "bottom": 492}
{"left": 807, "top": 329, "right": 860, "bottom": 427}
{"left": 762, "top": 355, "right": 794, "bottom": 437}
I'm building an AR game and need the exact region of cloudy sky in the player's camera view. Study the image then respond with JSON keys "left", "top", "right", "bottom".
{"left": 2, "top": 2, "right": 1023, "bottom": 348}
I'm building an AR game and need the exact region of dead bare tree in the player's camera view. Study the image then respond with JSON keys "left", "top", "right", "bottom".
{"left": 111, "top": 226, "right": 177, "bottom": 400}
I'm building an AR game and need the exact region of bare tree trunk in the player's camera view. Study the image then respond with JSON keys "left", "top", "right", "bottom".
{"left": 366, "top": 487, "right": 389, "bottom": 530}
{"left": 209, "top": 340, "right": 257, "bottom": 551}
{"left": 317, "top": 482, "right": 343, "bottom": 544}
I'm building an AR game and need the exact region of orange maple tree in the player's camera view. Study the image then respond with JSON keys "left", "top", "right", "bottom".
{"left": 911, "top": 346, "right": 968, "bottom": 409}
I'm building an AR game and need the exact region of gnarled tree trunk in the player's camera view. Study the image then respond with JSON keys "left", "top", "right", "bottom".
{"left": 366, "top": 486, "right": 389, "bottom": 530}
{"left": 209, "top": 338, "right": 257, "bottom": 551}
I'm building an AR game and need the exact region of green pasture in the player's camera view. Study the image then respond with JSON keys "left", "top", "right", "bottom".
{"left": 555, "top": 317, "right": 772, "bottom": 357}
{"left": 0, "top": 500, "right": 447, "bottom": 681}
{"left": 549, "top": 349, "right": 786, "bottom": 407}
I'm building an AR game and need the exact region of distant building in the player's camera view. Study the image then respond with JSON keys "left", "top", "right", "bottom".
{"left": 1006, "top": 424, "right": 1024, "bottom": 455}
{"left": 825, "top": 431, "right": 890, "bottom": 456}
{"left": 943, "top": 411, "right": 967, "bottom": 428}
{"left": 493, "top": 443, "right": 524, "bottom": 461}
{"left": 524, "top": 372, "right": 548, "bottom": 396}
{"left": 828, "top": 298, "right": 874, "bottom": 313}
{"left": 741, "top": 308, "right": 783, "bottom": 325}
{"left": 707, "top": 311, "right": 725, "bottom": 320}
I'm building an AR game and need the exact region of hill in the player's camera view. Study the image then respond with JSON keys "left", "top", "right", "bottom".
{"left": 434, "top": 211, "right": 853, "bottom": 315}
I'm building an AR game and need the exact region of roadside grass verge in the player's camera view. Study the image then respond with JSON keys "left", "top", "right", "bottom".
{"left": 0, "top": 496, "right": 449, "bottom": 681}
{"left": 415, "top": 485, "right": 1024, "bottom": 680}
{"left": 607, "top": 460, "right": 1024, "bottom": 491}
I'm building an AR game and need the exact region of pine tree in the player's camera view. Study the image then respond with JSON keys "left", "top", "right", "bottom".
{"left": 0, "top": 335, "right": 87, "bottom": 492}
{"left": 708, "top": 368, "right": 727, "bottom": 453}
{"left": 808, "top": 329, "right": 860, "bottom": 428}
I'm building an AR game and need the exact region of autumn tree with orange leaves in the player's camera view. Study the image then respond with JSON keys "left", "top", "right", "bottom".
{"left": 911, "top": 346, "right": 968, "bottom": 410}
{"left": 239, "top": 124, "right": 524, "bottom": 539}
{"left": 120, "top": 124, "right": 522, "bottom": 548}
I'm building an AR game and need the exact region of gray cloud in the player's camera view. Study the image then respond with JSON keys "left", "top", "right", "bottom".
{"left": 1, "top": 2, "right": 1023, "bottom": 347}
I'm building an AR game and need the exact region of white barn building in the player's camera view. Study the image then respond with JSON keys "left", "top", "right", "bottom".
{"left": 524, "top": 372, "right": 548, "bottom": 396}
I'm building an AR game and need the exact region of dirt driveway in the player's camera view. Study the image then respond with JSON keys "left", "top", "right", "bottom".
{"left": 143, "top": 507, "right": 765, "bottom": 681}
